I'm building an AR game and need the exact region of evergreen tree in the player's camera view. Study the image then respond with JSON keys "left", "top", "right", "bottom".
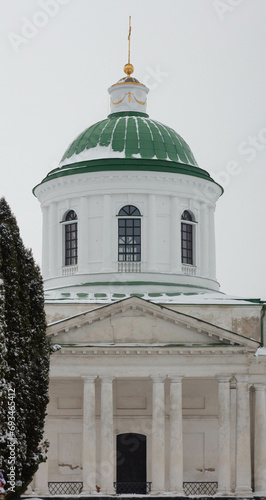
{"left": 0, "top": 198, "right": 50, "bottom": 499}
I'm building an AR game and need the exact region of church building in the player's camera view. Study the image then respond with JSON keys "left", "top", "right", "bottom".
{"left": 31, "top": 38, "right": 266, "bottom": 498}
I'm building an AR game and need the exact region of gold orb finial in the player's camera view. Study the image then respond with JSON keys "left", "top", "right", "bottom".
{"left": 124, "top": 62, "right": 134, "bottom": 77}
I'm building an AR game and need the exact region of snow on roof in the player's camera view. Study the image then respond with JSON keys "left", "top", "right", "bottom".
{"left": 44, "top": 289, "right": 263, "bottom": 306}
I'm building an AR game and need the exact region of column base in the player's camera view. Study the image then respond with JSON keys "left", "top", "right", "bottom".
{"left": 33, "top": 489, "right": 50, "bottom": 496}
{"left": 100, "top": 488, "right": 115, "bottom": 495}
{"left": 234, "top": 486, "right": 253, "bottom": 497}
{"left": 254, "top": 489, "right": 266, "bottom": 496}
{"left": 167, "top": 490, "right": 185, "bottom": 496}
{"left": 81, "top": 490, "right": 98, "bottom": 495}
{"left": 216, "top": 491, "right": 233, "bottom": 496}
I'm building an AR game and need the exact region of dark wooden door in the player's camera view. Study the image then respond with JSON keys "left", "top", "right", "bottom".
{"left": 116, "top": 433, "right": 146, "bottom": 493}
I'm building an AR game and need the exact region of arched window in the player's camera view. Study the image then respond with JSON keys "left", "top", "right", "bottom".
{"left": 118, "top": 205, "right": 141, "bottom": 262}
{"left": 64, "top": 210, "right": 78, "bottom": 266}
{"left": 181, "top": 210, "right": 195, "bottom": 265}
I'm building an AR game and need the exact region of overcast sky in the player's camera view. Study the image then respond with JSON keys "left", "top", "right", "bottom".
{"left": 1, "top": 0, "right": 266, "bottom": 299}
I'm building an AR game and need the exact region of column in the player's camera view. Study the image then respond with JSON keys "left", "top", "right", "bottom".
{"left": 100, "top": 377, "right": 114, "bottom": 494}
{"left": 169, "top": 376, "right": 184, "bottom": 494}
{"left": 34, "top": 458, "right": 49, "bottom": 495}
{"left": 148, "top": 194, "right": 156, "bottom": 271}
{"left": 254, "top": 384, "right": 266, "bottom": 494}
{"left": 235, "top": 375, "right": 252, "bottom": 496}
{"left": 151, "top": 376, "right": 165, "bottom": 493}
{"left": 170, "top": 197, "right": 181, "bottom": 273}
{"left": 79, "top": 197, "right": 88, "bottom": 273}
{"left": 82, "top": 376, "right": 97, "bottom": 494}
{"left": 216, "top": 376, "right": 231, "bottom": 495}
{"left": 230, "top": 381, "right": 237, "bottom": 492}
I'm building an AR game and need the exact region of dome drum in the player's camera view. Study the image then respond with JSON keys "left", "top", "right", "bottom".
{"left": 36, "top": 169, "right": 220, "bottom": 294}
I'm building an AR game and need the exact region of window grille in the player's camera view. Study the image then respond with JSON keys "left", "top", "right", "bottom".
{"left": 118, "top": 205, "right": 141, "bottom": 263}
{"left": 64, "top": 210, "right": 78, "bottom": 266}
{"left": 181, "top": 210, "right": 195, "bottom": 265}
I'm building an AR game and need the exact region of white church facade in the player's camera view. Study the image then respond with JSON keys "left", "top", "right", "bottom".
{"left": 30, "top": 54, "right": 266, "bottom": 498}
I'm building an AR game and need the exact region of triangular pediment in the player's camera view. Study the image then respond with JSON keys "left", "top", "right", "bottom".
{"left": 47, "top": 296, "right": 259, "bottom": 351}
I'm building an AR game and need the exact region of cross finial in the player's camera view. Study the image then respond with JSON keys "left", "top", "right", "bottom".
{"left": 124, "top": 16, "right": 134, "bottom": 77}
{"left": 128, "top": 15, "right": 132, "bottom": 64}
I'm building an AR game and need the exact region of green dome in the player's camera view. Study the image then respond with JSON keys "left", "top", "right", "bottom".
{"left": 60, "top": 111, "right": 198, "bottom": 167}
{"left": 34, "top": 111, "right": 221, "bottom": 190}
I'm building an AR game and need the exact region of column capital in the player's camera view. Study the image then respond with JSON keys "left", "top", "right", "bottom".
{"left": 235, "top": 374, "right": 249, "bottom": 384}
{"left": 100, "top": 376, "right": 114, "bottom": 383}
{"left": 81, "top": 375, "right": 97, "bottom": 383}
{"left": 151, "top": 375, "right": 166, "bottom": 383}
{"left": 253, "top": 383, "right": 266, "bottom": 391}
{"left": 216, "top": 375, "right": 232, "bottom": 383}
{"left": 169, "top": 375, "right": 183, "bottom": 383}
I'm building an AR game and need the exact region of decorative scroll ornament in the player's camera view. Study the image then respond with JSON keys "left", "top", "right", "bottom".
{"left": 111, "top": 92, "right": 146, "bottom": 106}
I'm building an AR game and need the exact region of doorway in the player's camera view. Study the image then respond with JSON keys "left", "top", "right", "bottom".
{"left": 116, "top": 433, "right": 147, "bottom": 494}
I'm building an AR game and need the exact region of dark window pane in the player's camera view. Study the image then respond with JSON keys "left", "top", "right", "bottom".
{"left": 118, "top": 205, "right": 141, "bottom": 216}
{"left": 181, "top": 210, "right": 193, "bottom": 221}
{"left": 65, "top": 210, "right": 78, "bottom": 221}
{"left": 65, "top": 222, "right": 78, "bottom": 266}
{"left": 118, "top": 217, "right": 141, "bottom": 262}
{"left": 181, "top": 222, "right": 193, "bottom": 265}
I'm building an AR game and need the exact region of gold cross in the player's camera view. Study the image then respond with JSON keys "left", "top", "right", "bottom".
{"left": 128, "top": 16, "right": 132, "bottom": 64}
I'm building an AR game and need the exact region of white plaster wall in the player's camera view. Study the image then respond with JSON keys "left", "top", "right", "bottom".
{"left": 46, "top": 377, "right": 219, "bottom": 485}
{"left": 35, "top": 170, "right": 221, "bottom": 291}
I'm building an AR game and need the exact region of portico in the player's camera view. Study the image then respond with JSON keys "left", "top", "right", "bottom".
{"left": 32, "top": 297, "right": 266, "bottom": 498}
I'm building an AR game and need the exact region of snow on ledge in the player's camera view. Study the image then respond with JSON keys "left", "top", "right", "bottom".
{"left": 255, "top": 347, "right": 266, "bottom": 356}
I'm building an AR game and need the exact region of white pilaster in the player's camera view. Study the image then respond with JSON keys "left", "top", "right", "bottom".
{"left": 170, "top": 197, "right": 181, "bottom": 273}
{"left": 169, "top": 376, "right": 184, "bottom": 494}
{"left": 216, "top": 376, "right": 232, "bottom": 495}
{"left": 48, "top": 202, "right": 58, "bottom": 277}
{"left": 254, "top": 384, "right": 266, "bottom": 494}
{"left": 148, "top": 194, "right": 156, "bottom": 271}
{"left": 208, "top": 205, "right": 216, "bottom": 280}
{"left": 100, "top": 377, "right": 114, "bottom": 494}
{"left": 34, "top": 458, "right": 49, "bottom": 495}
{"left": 151, "top": 376, "right": 165, "bottom": 493}
{"left": 102, "top": 194, "right": 112, "bottom": 271}
{"left": 200, "top": 203, "right": 209, "bottom": 277}
{"left": 79, "top": 197, "right": 89, "bottom": 273}
{"left": 42, "top": 205, "right": 49, "bottom": 279}
{"left": 82, "top": 376, "right": 97, "bottom": 494}
{"left": 235, "top": 375, "right": 252, "bottom": 496}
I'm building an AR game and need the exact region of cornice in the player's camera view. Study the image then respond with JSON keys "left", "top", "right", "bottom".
{"left": 34, "top": 169, "right": 221, "bottom": 205}
{"left": 53, "top": 345, "right": 254, "bottom": 356}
